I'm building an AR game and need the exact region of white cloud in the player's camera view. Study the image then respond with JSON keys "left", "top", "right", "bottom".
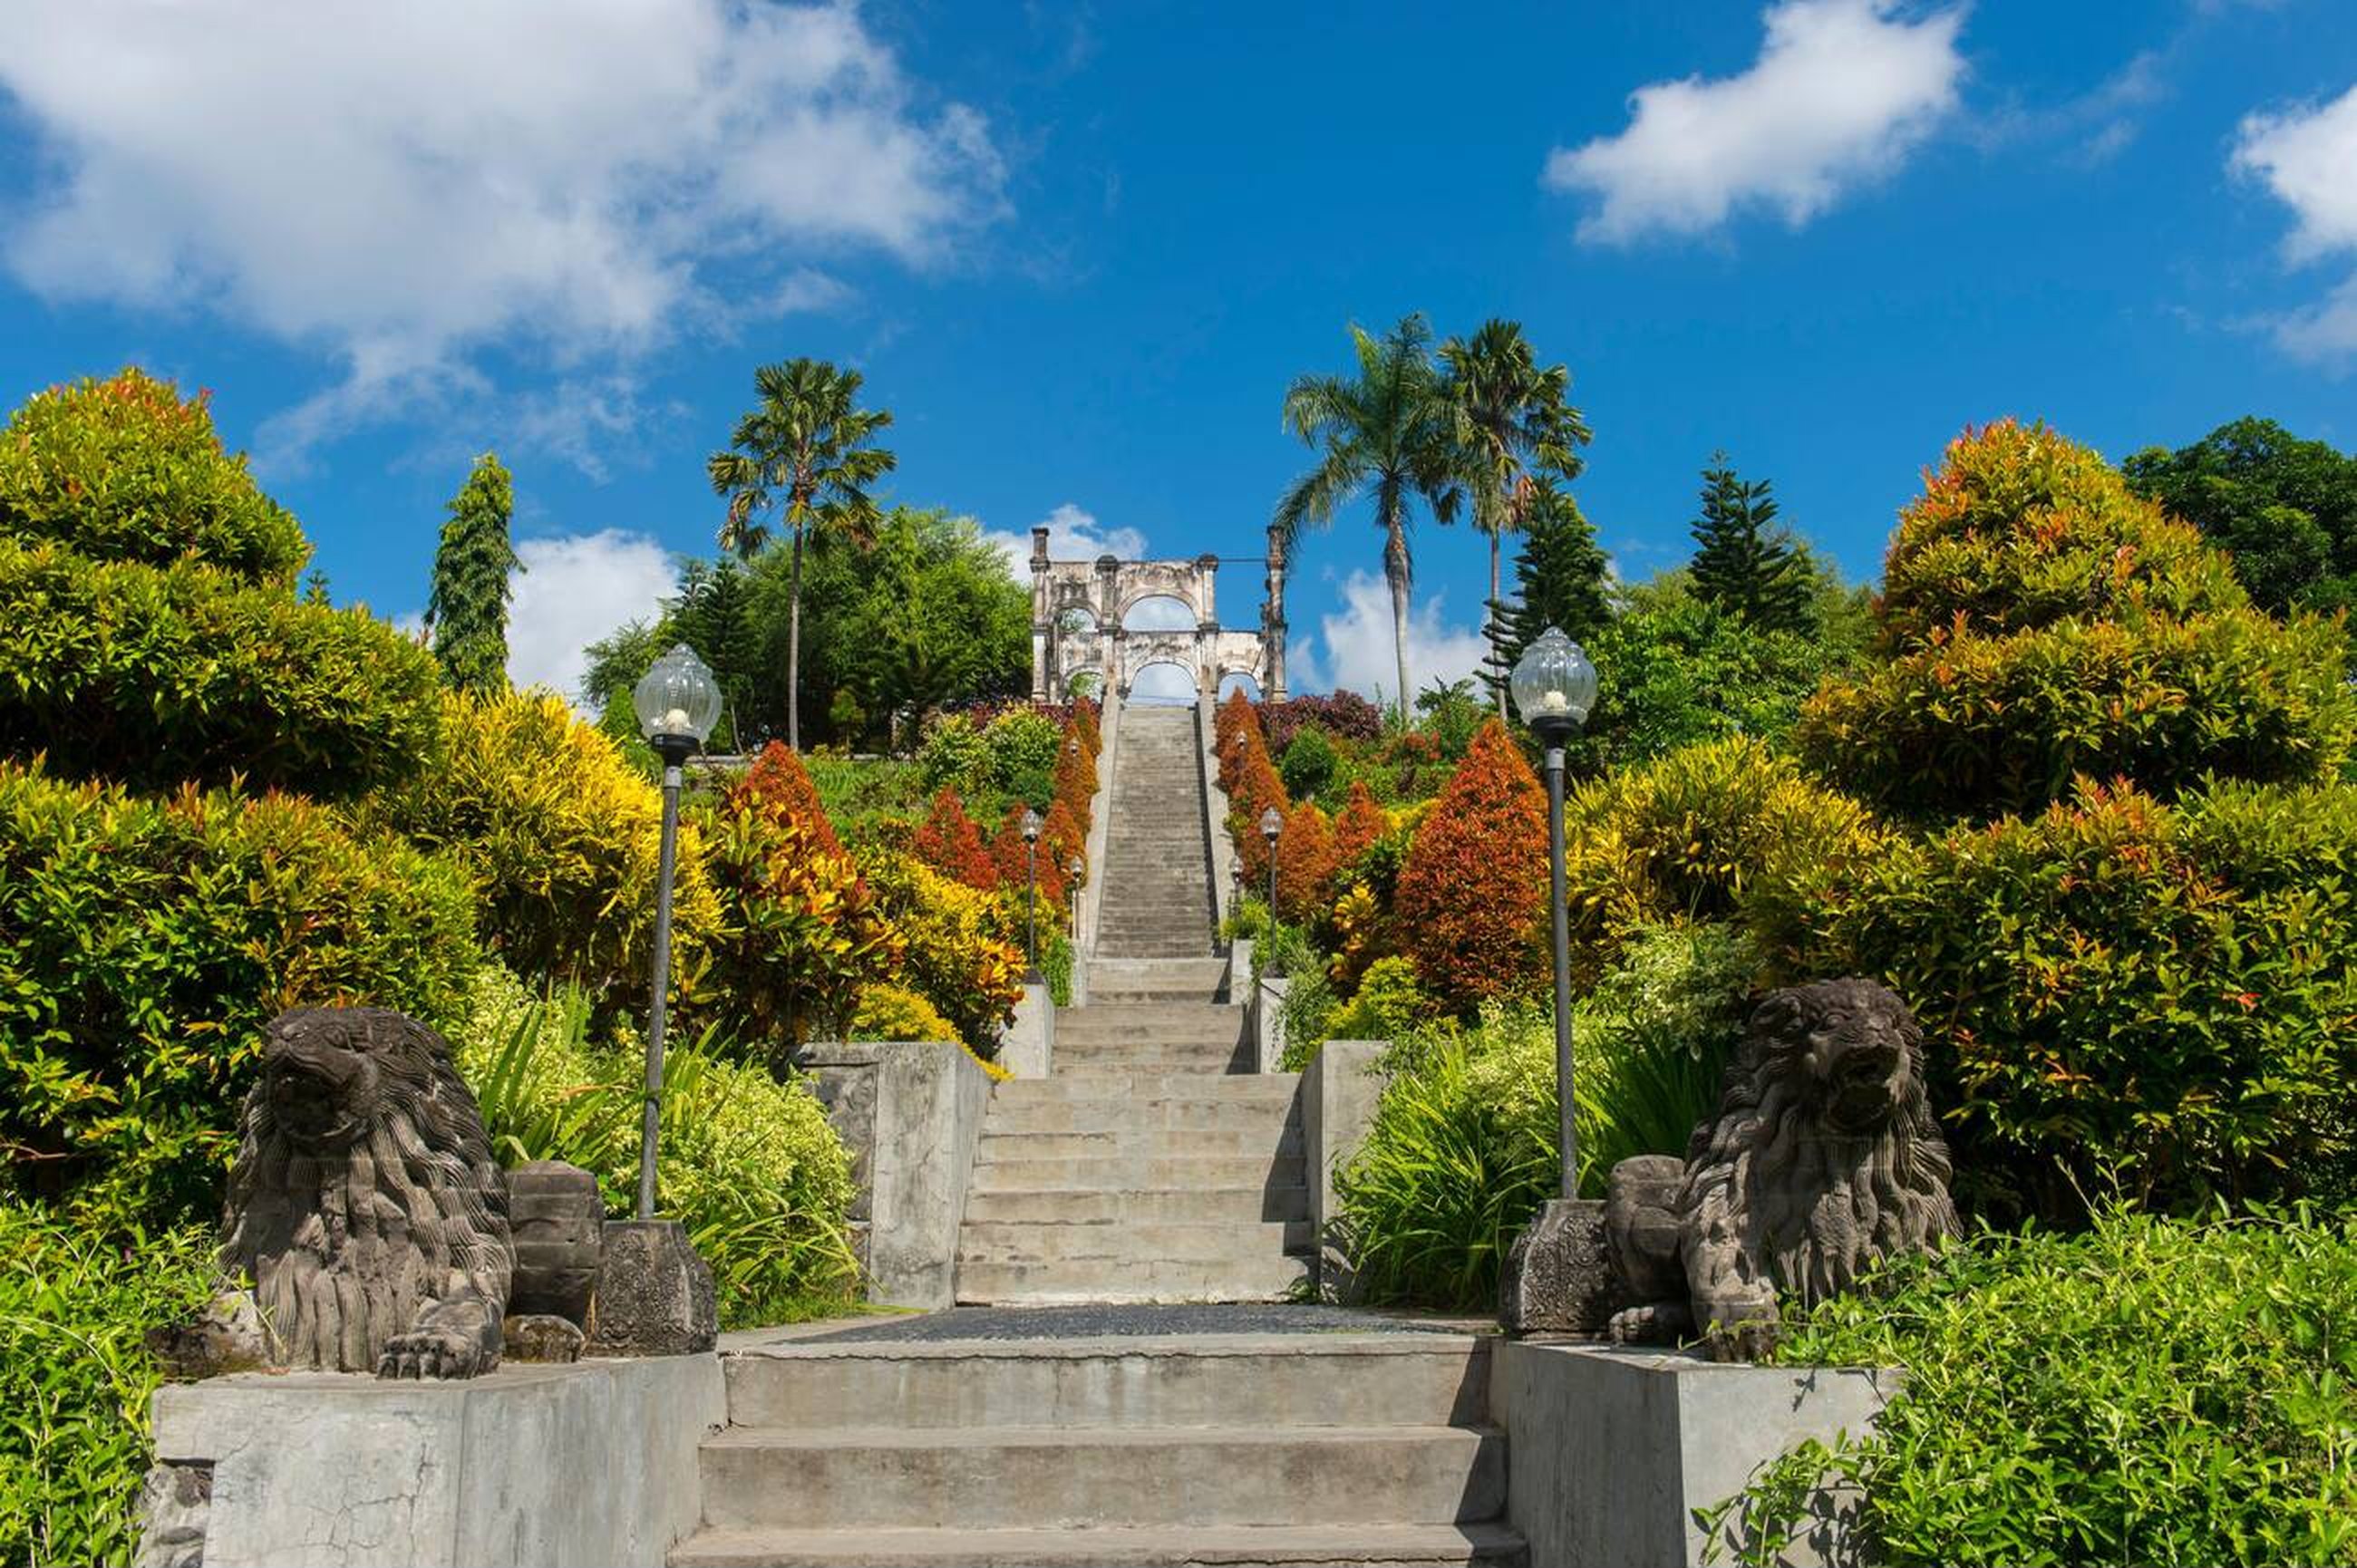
{"left": 2232, "top": 82, "right": 2357, "bottom": 364}
{"left": 982, "top": 502, "right": 1149, "bottom": 576}
{"left": 502, "top": 530, "right": 679, "bottom": 701}
{"left": 1294, "top": 571, "right": 1490, "bottom": 704}
{"left": 0, "top": 1, "right": 1003, "bottom": 450}
{"left": 1544, "top": 0, "right": 1966, "bottom": 244}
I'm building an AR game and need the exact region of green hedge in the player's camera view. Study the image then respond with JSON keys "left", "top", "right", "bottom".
{"left": 0, "top": 1200, "right": 214, "bottom": 1568}
{"left": 1760, "top": 777, "right": 2357, "bottom": 1224}
{"left": 0, "top": 762, "right": 480, "bottom": 1227}
{"left": 1713, "top": 1206, "right": 2357, "bottom": 1568}
{"left": 0, "top": 541, "right": 441, "bottom": 799}
{"left": 0, "top": 368, "right": 307, "bottom": 586}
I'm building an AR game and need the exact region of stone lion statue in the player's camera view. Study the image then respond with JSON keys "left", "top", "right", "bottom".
{"left": 206, "top": 1007, "right": 513, "bottom": 1379}
{"left": 1605, "top": 978, "right": 1957, "bottom": 1358}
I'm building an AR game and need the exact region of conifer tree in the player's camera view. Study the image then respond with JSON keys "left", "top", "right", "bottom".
{"left": 1483, "top": 476, "right": 1611, "bottom": 704}
{"left": 1688, "top": 455, "right": 1812, "bottom": 634}
{"left": 424, "top": 452, "right": 520, "bottom": 695}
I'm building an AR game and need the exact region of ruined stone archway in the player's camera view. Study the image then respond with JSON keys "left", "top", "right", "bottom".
{"left": 1029, "top": 526, "right": 1287, "bottom": 703}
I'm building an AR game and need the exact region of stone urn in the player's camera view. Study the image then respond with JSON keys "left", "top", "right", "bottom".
{"left": 508, "top": 1160, "right": 605, "bottom": 1325}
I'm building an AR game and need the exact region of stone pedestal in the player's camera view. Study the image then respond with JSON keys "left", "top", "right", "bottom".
{"left": 1499, "top": 1197, "right": 1612, "bottom": 1335}
{"left": 509, "top": 1160, "right": 604, "bottom": 1325}
{"left": 584, "top": 1219, "right": 716, "bottom": 1358}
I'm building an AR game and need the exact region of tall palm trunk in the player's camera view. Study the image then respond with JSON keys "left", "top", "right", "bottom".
{"left": 1488, "top": 524, "right": 1506, "bottom": 717}
{"left": 786, "top": 525, "right": 804, "bottom": 752}
{"left": 1383, "top": 506, "right": 1412, "bottom": 721}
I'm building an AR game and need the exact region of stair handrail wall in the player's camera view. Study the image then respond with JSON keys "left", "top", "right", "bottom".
{"left": 1077, "top": 687, "right": 1122, "bottom": 970}
{"left": 1197, "top": 693, "right": 1240, "bottom": 942}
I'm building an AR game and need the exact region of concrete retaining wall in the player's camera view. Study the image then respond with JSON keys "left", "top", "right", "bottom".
{"left": 800, "top": 1039, "right": 994, "bottom": 1309}
{"left": 146, "top": 1352, "right": 723, "bottom": 1567}
{"left": 1491, "top": 1341, "right": 1892, "bottom": 1568}
{"left": 998, "top": 982, "right": 1056, "bottom": 1079}
{"left": 1302, "top": 1039, "right": 1385, "bottom": 1299}
{"left": 1198, "top": 694, "right": 1240, "bottom": 931}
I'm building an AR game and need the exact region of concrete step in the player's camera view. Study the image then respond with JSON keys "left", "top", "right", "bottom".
{"left": 954, "top": 1253, "right": 1313, "bottom": 1303}
{"left": 962, "top": 1184, "right": 1310, "bottom": 1224}
{"left": 1049, "top": 1050, "right": 1252, "bottom": 1074}
{"left": 671, "top": 1521, "right": 1528, "bottom": 1568}
{"left": 983, "top": 1096, "right": 1297, "bottom": 1134}
{"left": 719, "top": 1332, "right": 1491, "bottom": 1430}
{"left": 994, "top": 1072, "right": 1297, "bottom": 1101}
{"left": 699, "top": 1423, "right": 1502, "bottom": 1530}
{"left": 967, "top": 1152, "right": 1305, "bottom": 1190}
{"left": 956, "top": 1219, "right": 1312, "bottom": 1263}
{"left": 975, "top": 1128, "right": 1302, "bottom": 1162}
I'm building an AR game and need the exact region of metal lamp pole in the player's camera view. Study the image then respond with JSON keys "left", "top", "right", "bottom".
{"left": 1509, "top": 627, "right": 1598, "bottom": 1203}
{"left": 1259, "top": 806, "right": 1284, "bottom": 979}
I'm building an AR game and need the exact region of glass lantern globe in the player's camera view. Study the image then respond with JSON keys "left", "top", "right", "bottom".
{"left": 1022, "top": 807, "right": 1043, "bottom": 843}
{"left": 1259, "top": 806, "right": 1283, "bottom": 841}
{"left": 1510, "top": 626, "right": 1598, "bottom": 736}
{"left": 633, "top": 644, "right": 723, "bottom": 754}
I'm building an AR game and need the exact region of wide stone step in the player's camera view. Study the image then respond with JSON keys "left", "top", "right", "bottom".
{"left": 975, "top": 1128, "right": 1302, "bottom": 1161}
{"left": 955, "top": 1253, "right": 1312, "bottom": 1303}
{"left": 962, "top": 1184, "right": 1309, "bottom": 1224}
{"left": 967, "top": 1152, "right": 1305, "bottom": 1191}
{"left": 671, "top": 1521, "right": 1528, "bottom": 1568}
{"left": 994, "top": 1072, "right": 1297, "bottom": 1101}
{"left": 700, "top": 1423, "right": 1501, "bottom": 1530}
{"left": 956, "top": 1218, "right": 1311, "bottom": 1263}
{"left": 983, "top": 1096, "right": 1297, "bottom": 1134}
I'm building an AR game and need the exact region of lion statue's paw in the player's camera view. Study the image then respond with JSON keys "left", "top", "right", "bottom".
{"left": 376, "top": 1321, "right": 492, "bottom": 1380}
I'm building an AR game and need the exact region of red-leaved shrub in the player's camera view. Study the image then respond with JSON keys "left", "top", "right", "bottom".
{"left": 1394, "top": 719, "right": 1547, "bottom": 1006}
{"left": 913, "top": 787, "right": 997, "bottom": 891}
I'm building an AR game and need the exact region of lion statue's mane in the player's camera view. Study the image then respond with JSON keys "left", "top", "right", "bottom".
{"left": 1606, "top": 977, "right": 1957, "bottom": 1355}
{"left": 218, "top": 1006, "right": 512, "bottom": 1379}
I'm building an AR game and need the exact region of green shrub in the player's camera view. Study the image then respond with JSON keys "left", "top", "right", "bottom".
{"left": 451, "top": 968, "right": 859, "bottom": 1328}
{"left": 364, "top": 690, "right": 722, "bottom": 1003}
{"left": 0, "top": 368, "right": 306, "bottom": 586}
{"left": 1713, "top": 1206, "right": 2357, "bottom": 1568}
{"left": 1278, "top": 725, "right": 1338, "bottom": 801}
{"left": 0, "top": 761, "right": 479, "bottom": 1227}
{"left": 1334, "top": 925, "right": 1756, "bottom": 1307}
{"left": 1562, "top": 736, "right": 1884, "bottom": 979}
{"left": 1325, "top": 954, "right": 1432, "bottom": 1042}
{"left": 1760, "top": 777, "right": 2357, "bottom": 1224}
{"left": 0, "top": 1200, "right": 215, "bottom": 1568}
{"left": 915, "top": 713, "right": 993, "bottom": 797}
{"left": 0, "top": 541, "right": 441, "bottom": 798}
{"left": 1798, "top": 420, "right": 2357, "bottom": 821}
{"left": 983, "top": 708, "right": 1062, "bottom": 801}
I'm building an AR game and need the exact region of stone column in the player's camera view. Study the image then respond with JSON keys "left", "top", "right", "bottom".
{"left": 1263, "top": 526, "right": 1289, "bottom": 702}
{"left": 1029, "top": 527, "right": 1052, "bottom": 702}
{"left": 1097, "top": 556, "right": 1121, "bottom": 696}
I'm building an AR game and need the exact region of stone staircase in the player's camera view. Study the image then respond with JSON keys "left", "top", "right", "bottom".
{"left": 955, "top": 967, "right": 1312, "bottom": 1303}
{"left": 669, "top": 1326, "right": 1527, "bottom": 1567}
{"left": 1095, "top": 703, "right": 1217, "bottom": 959}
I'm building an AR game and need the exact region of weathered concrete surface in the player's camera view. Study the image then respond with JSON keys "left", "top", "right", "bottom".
{"left": 998, "top": 982, "right": 1057, "bottom": 1078}
{"left": 1490, "top": 1341, "right": 1893, "bottom": 1568}
{"left": 1252, "top": 973, "right": 1287, "bottom": 1071}
{"left": 1077, "top": 690, "right": 1120, "bottom": 961}
{"left": 801, "top": 1039, "right": 993, "bottom": 1309}
{"left": 1303, "top": 1039, "right": 1385, "bottom": 1299}
{"left": 148, "top": 1352, "right": 723, "bottom": 1567}
{"left": 1198, "top": 694, "right": 1241, "bottom": 931}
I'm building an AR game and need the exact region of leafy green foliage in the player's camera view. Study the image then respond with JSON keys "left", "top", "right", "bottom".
{"left": 1689, "top": 456, "right": 1812, "bottom": 634}
{"left": 0, "top": 1201, "right": 215, "bottom": 1568}
{"left": 363, "top": 689, "right": 721, "bottom": 1003}
{"left": 983, "top": 707, "right": 1063, "bottom": 806}
{"left": 1713, "top": 1206, "right": 2357, "bottom": 1568}
{"left": 670, "top": 557, "right": 765, "bottom": 750}
{"left": 854, "top": 844, "right": 1025, "bottom": 1049}
{"left": 0, "top": 541, "right": 442, "bottom": 799}
{"left": 1334, "top": 925, "right": 1756, "bottom": 1306}
{"left": 451, "top": 968, "right": 860, "bottom": 1328}
{"left": 1760, "top": 777, "right": 2357, "bottom": 1223}
{"left": 1800, "top": 420, "right": 2357, "bottom": 821}
{"left": 424, "top": 451, "right": 519, "bottom": 697}
{"left": 1278, "top": 724, "right": 1339, "bottom": 800}
{"left": 1483, "top": 476, "right": 1612, "bottom": 702}
{"left": 0, "top": 760, "right": 479, "bottom": 1229}
{"left": 0, "top": 368, "right": 306, "bottom": 586}
{"left": 2122, "top": 415, "right": 2357, "bottom": 615}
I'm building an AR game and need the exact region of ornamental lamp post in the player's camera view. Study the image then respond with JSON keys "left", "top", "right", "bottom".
{"left": 1021, "top": 807, "right": 1043, "bottom": 982}
{"left": 1258, "top": 805, "right": 1284, "bottom": 973}
{"left": 1067, "top": 855, "right": 1085, "bottom": 939}
{"left": 1510, "top": 626, "right": 1599, "bottom": 1201}
{"left": 629, "top": 644, "right": 722, "bottom": 1222}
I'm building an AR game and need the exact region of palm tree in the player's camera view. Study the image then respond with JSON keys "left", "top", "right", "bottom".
{"left": 1275, "top": 314, "right": 1461, "bottom": 716}
{"left": 708, "top": 359, "right": 897, "bottom": 750}
{"left": 1440, "top": 321, "right": 1590, "bottom": 714}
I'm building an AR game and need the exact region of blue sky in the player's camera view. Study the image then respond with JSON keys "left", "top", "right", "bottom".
{"left": 2, "top": 1, "right": 2352, "bottom": 702}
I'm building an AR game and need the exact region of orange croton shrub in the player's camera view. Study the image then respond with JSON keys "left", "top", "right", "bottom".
{"left": 912, "top": 786, "right": 997, "bottom": 891}
{"left": 1273, "top": 799, "right": 1338, "bottom": 924}
{"left": 1332, "top": 779, "right": 1388, "bottom": 871}
{"left": 1394, "top": 718, "right": 1548, "bottom": 1007}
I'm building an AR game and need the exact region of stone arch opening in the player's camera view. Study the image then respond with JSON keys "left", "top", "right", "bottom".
{"left": 1217, "top": 671, "right": 1264, "bottom": 703}
{"left": 1127, "top": 661, "right": 1198, "bottom": 705}
{"left": 1120, "top": 594, "right": 1198, "bottom": 632}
